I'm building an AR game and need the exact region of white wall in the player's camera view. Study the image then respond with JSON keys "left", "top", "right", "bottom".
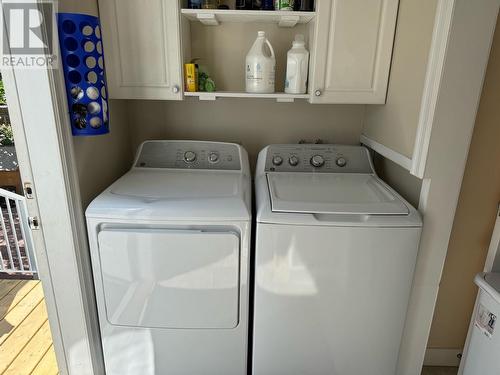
{"left": 58, "top": 0, "right": 134, "bottom": 207}
{"left": 125, "top": 99, "right": 366, "bottom": 167}
{"left": 363, "top": 0, "right": 438, "bottom": 158}
{"left": 72, "top": 100, "right": 133, "bottom": 207}
{"left": 428, "top": 12, "right": 500, "bottom": 353}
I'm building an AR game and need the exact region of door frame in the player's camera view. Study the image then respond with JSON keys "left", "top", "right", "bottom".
{"left": 398, "top": 0, "right": 500, "bottom": 373}
{"left": 1, "top": 0, "right": 104, "bottom": 373}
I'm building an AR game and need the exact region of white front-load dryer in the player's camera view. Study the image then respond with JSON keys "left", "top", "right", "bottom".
{"left": 253, "top": 144, "right": 422, "bottom": 375}
{"left": 86, "top": 140, "right": 252, "bottom": 375}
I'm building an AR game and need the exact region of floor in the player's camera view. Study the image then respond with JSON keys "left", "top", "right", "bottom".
{"left": 0, "top": 279, "right": 58, "bottom": 375}
{"left": 422, "top": 366, "right": 459, "bottom": 375}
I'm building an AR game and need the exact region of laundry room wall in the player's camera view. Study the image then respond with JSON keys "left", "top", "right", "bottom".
{"left": 58, "top": 0, "right": 98, "bottom": 16}
{"left": 72, "top": 100, "right": 133, "bottom": 207}
{"left": 362, "top": 0, "right": 438, "bottom": 158}
{"left": 119, "top": 98, "right": 424, "bottom": 209}
{"left": 125, "top": 99, "right": 366, "bottom": 168}
{"left": 59, "top": 0, "right": 134, "bottom": 207}
{"left": 372, "top": 154, "right": 422, "bottom": 209}
{"left": 58, "top": 0, "right": 431, "bottom": 210}
{"left": 359, "top": 0, "right": 439, "bottom": 212}
{"left": 426, "top": 14, "right": 500, "bottom": 358}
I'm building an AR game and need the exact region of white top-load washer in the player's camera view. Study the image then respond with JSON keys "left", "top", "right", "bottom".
{"left": 253, "top": 144, "right": 422, "bottom": 375}
{"left": 86, "top": 140, "right": 251, "bottom": 375}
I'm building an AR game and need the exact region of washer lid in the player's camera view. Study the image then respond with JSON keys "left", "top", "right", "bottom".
{"left": 267, "top": 173, "right": 409, "bottom": 215}
{"left": 475, "top": 273, "right": 500, "bottom": 305}
{"left": 485, "top": 273, "right": 500, "bottom": 291}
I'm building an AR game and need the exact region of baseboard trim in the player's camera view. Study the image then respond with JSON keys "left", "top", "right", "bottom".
{"left": 424, "top": 348, "right": 462, "bottom": 367}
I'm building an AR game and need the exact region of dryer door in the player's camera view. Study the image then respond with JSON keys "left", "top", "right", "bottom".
{"left": 97, "top": 228, "right": 240, "bottom": 329}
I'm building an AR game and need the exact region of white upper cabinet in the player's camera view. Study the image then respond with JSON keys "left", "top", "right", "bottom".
{"left": 97, "top": 1, "right": 398, "bottom": 103}
{"left": 310, "top": 0, "right": 399, "bottom": 104}
{"left": 98, "top": 0, "right": 183, "bottom": 100}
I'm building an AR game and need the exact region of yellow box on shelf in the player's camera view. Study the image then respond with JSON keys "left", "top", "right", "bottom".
{"left": 184, "top": 62, "right": 199, "bottom": 92}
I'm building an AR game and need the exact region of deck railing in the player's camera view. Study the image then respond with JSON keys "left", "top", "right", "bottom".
{"left": 0, "top": 187, "right": 37, "bottom": 277}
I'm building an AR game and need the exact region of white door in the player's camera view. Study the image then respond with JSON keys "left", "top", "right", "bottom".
{"left": 1, "top": 2, "right": 107, "bottom": 371}
{"left": 98, "top": 0, "right": 183, "bottom": 100}
{"left": 310, "top": 0, "right": 399, "bottom": 104}
{"left": 98, "top": 229, "right": 240, "bottom": 329}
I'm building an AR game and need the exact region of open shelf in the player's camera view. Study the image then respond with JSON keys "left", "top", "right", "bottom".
{"left": 184, "top": 91, "right": 310, "bottom": 102}
{"left": 181, "top": 9, "right": 316, "bottom": 27}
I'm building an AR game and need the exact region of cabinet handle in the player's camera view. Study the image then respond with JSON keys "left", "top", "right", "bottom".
{"left": 172, "top": 85, "right": 180, "bottom": 94}
{"left": 315, "top": 89, "right": 322, "bottom": 97}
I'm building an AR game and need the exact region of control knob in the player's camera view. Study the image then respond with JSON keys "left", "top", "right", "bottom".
{"left": 336, "top": 157, "right": 347, "bottom": 167}
{"left": 310, "top": 155, "right": 325, "bottom": 168}
{"left": 288, "top": 155, "right": 299, "bottom": 166}
{"left": 272, "top": 155, "right": 283, "bottom": 166}
{"left": 184, "top": 151, "right": 197, "bottom": 163}
{"left": 208, "top": 152, "right": 219, "bottom": 163}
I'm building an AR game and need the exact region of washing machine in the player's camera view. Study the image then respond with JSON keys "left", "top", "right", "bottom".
{"left": 462, "top": 272, "right": 500, "bottom": 375}
{"left": 86, "top": 140, "right": 251, "bottom": 375}
{"left": 253, "top": 144, "right": 422, "bottom": 375}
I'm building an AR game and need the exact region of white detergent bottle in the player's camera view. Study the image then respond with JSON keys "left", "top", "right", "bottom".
{"left": 285, "top": 34, "right": 309, "bottom": 94}
{"left": 246, "top": 31, "right": 276, "bottom": 93}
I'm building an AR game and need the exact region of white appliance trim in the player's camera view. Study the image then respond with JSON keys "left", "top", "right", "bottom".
{"left": 411, "top": 0, "right": 456, "bottom": 178}
{"left": 360, "top": 134, "right": 412, "bottom": 171}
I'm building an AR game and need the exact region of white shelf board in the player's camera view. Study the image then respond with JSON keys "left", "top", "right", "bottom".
{"left": 180, "top": 9, "right": 316, "bottom": 27}
{"left": 184, "top": 91, "right": 310, "bottom": 102}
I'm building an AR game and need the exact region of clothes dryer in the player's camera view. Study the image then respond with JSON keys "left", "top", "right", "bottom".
{"left": 86, "top": 140, "right": 252, "bottom": 375}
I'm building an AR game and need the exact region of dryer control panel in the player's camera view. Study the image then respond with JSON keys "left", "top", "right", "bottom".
{"left": 135, "top": 141, "right": 241, "bottom": 170}
{"left": 265, "top": 144, "right": 374, "bottom": 173}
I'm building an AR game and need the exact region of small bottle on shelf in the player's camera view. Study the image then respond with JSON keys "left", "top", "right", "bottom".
{"left": 246, "top": 31, "right": 276, "bottom": 93}
{"left": 285, "top": 34, "right": 309, "bottom": 94}
{"left": 236, "top": 0, "right": 252, "bottom": 9}
{"left": 294, "top": 0, "right": 314, "bottom": 11}
{"left": 262, "top": 0, "right": 274, "bottom": 10}
{"left": 252, "top": 0, "right": 262, "bottom": 9}
{"left": 188, "top": 0, "right": 202, "bottom": 8}
{"left": 274, "top": 0, "right": 294, "bottom": 11}
{"left": 202, "top": 0, "right": 217, "bottom": 9}
{"left": 217, "top": 0, "right": 233, "bottom": 9}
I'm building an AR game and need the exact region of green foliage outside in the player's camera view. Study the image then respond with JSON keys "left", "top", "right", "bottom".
{"left": 0, "top": 124, "right": 14, "bottom": 146}
{"left": 0, "top": 77, "right": 6, "bottom": 105}
{"left": 0, "top": 75, "right": 13, "bottom": 145}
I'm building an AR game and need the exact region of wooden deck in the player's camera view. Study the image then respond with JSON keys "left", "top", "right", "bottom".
{"left": 0, "top": 279, "right": 58, "bottom": 375}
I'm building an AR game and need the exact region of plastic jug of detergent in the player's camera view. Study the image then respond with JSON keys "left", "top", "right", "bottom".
{"left": 245, "top": 31, "right": 276, "bottom": 93}
{"left": 285, "top": 34, "right": 309, "bottom": 94}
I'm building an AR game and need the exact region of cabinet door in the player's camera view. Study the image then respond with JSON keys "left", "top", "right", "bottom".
{"left": 98, "top": 0, "right": 183, "bottom": 100}
{"left": 310, "top": 0, "right": 398, "bottom": 104}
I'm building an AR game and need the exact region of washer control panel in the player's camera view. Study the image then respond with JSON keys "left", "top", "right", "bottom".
{"left": 135, "top": 141, "right": 241, "bottom": 170}
{"left": 265, "top": 144, "right": 373, "bottom": 173}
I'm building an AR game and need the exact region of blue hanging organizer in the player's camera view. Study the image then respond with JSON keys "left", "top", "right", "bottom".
{"left": 57, "top": 13, "right": 109, "bottom": 136}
